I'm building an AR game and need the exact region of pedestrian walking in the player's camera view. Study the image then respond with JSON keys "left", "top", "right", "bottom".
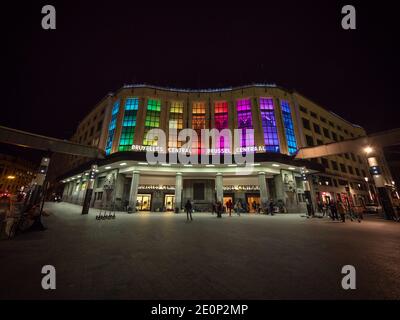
{"left": 185, "top": 199, "right": 193, "bottom": 221}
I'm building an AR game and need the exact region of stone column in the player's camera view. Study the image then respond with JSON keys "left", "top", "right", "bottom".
{"left": 216, "top": 173, "right": 223, "bottom": 203}
{"left": 175, "top": 172, "right": 183, "bottom": 212}
{"left": 258, "top": 172, "right": 269, "bottom": 205}
{"left": 129, "top": 171, "right": 140, "bottom": 212}
{"left": 274, "top": 174, "right": 284, "bottom": 201}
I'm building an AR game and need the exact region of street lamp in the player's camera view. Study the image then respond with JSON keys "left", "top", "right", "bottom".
{"left": 364, "top": 146, "right": 373, "bottom": 154}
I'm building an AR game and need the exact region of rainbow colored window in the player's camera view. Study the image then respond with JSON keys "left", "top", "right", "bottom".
{"left": 105, "top": 100, "right": 120, "bottom": 155}
{"left": 119, "top": 98, "right": 139, "bottom": 152}
{"left": 143, "top": 99, "right": 161, "bottom": 146}
{"left": 260, "top": 98, "right": 280, "bottom": 153}
{"left": 236, "top": 99, "right": 254, "bottom": 147}
{"left": 281, "top": 100, "right": 297, "bottom": 154}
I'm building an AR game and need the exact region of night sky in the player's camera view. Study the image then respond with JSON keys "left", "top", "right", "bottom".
{"left": 1, "top": 1, "right": 399, "bottom": 162}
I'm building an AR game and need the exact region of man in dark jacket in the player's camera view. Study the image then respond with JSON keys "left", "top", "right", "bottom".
{"left": 185, "top": 199, "right": 193, "bottom": 221}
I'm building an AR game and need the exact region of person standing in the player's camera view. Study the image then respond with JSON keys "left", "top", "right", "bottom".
{"left": 185, "top": 199, "right": 193, "bottom": 221}
{"left": 216, "top": 201, "right": 223, "bottom": 218}
{"left": 393, "top": 204, "right": 400, "bottom": 222}
{"left": 337, "top": 201, "right": 346, "bottom": 222}
{"left": 226, "top": 199, "right": 233, "bottom": 217}
{"left": 234, "top": 200, "right": 241, "bottom": 216}
{"left": 252, "top": 200, "right": 257, "bottom": 213}
{"left": 268, "top": 199, "right": 275, "bottom": 216}
{"left": 329, "top": 201, "right": 339, "bottom": 221}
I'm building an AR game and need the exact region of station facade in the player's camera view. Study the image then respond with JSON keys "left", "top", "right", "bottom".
{"left": 59, "top": 84, "right": 390, "bottom": 213}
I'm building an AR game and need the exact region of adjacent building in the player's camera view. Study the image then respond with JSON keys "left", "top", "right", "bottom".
{"left": 0, "top": 153, "right": 36, "bottom": 195}
{"left": 59, "top": 84, "right": 393, "bottom": 213}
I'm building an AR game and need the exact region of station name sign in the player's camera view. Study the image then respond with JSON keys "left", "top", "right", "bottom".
{"left": 131, "top": 144, "right": 267, "bottom": 154}
{"left": 138, "top": 184, "right": 175, "bottom": 191}
{"left": 223, "top": 185, "right": 260, "bottom": 191}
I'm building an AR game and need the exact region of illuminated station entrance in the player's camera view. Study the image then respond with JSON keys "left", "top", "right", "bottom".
{"left": 61, "top": 152, "right": 322, "bottom": 214}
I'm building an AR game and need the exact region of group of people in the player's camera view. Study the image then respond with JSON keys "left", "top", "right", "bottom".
{"left": 183, "top": 198, "right": 280, "bottom": 221}
{"left": 315, "top": 200, "right": 363, "bottom": 222}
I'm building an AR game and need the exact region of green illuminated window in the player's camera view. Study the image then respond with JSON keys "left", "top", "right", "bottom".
{"left": 119, "top": 98, "right": 139, "bottom": 151}
{"left": 143, "top": 99, "right": 161, "bottom": 146}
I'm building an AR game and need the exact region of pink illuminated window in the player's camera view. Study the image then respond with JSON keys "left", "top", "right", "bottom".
{"left": 214, "top": 101, "right": 229, "bottom": 148}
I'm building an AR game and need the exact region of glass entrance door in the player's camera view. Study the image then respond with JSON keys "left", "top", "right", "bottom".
{"left": 246, "top": 195, "right": 261, "bottom": 213}
{"left": 136, "top": 194, "right": 152, "bottom": 211}
{"left": 164, "top": 195, "right": 175, "bottom": 211}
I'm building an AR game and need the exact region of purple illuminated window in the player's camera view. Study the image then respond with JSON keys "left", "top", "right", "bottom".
{"left": 236, "top": 99, "right": 254, "bottom": 147}
{"left": 260, "top": 98, "right": 280, "bottom": 152}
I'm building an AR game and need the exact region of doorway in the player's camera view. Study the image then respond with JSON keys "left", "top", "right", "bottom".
{"left": 164, "top": 194, "right": 175, "bottom": 211}
{"left": 246, "top": 194, "right": 261, "bottom": 213}
{"left": 136, "top": 194, "right": 152, "bottom": 211}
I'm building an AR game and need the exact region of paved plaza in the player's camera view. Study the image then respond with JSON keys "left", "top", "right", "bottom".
{"left": 1, "top": 202, "right": 400, "bottom": 300}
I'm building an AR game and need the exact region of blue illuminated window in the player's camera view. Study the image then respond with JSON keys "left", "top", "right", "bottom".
{"left": 105, "top": 100, "right": 120, "bottom": 155}
{"left": 280, "top": 100, "right": 297, "bottom": 154}
{"left": 119, "top": 98, "right": 139, "bottom": 151}
{"left": 260, "top": 98, "right": 280, "bottom": 153}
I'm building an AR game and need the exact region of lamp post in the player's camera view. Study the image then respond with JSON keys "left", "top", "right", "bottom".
{"left": 364, "top": 176, "right": 373, "bottom": 202}
{"left": 363, "top": 146, "right": 395, "bottom": 220}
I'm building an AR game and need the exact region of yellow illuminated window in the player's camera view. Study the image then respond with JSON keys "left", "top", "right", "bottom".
{"left": 193, "top": 102, "right": 206, "bottom": 114}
